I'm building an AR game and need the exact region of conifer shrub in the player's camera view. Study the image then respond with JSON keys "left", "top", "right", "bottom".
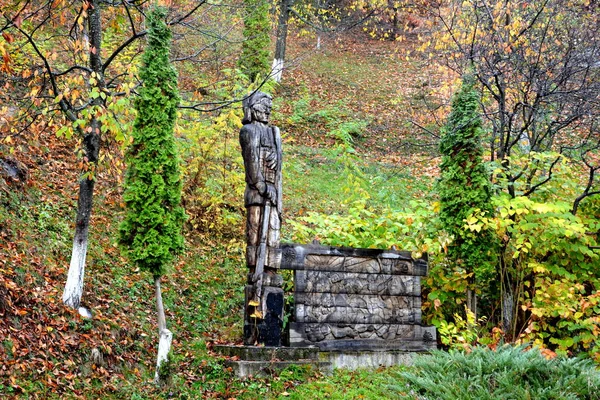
{"left": 239, "top": 0, "right": 271, "bottom": 82}
{"left": 434, "top": 76, "right": 497, "bottom": 317}
{"left": 118, "top": 7, "right": 185, "bottom": 277}
{"left": 391, "top": 345, "right": 600, "bottom": 399}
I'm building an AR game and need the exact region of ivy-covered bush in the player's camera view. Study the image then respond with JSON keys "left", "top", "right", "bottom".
{"left": 435, "top": 76, "right": 497, "bottom": 316}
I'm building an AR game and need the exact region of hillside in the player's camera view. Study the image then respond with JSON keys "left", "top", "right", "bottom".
{"left": 0, "top": 27, "right": 441, "bottom": 398}
{"left": 4, "top": 2, "right": 600, "bottom": 395}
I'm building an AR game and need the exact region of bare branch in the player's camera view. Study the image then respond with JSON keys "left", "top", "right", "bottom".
{"left": 102, "top": 30, "right": 146, "bottom": 72}
{"left": 522, "top": 155, "right": 562, "bottom": 197}
{"left": 53, "top": 65, "right": 93, "bottom": 77}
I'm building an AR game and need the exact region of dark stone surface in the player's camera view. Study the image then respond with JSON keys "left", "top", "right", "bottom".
{"left": 244, "top": 287, "right": 284, "bottom": 347}
{"left": 280, "top": 242, "right": 436, "bottom": 351}
{"left": 313, "top": 338, "right": 437, "bottom": 352}
{"left": 280, "top": 243, "right": 428, "bottom": 276}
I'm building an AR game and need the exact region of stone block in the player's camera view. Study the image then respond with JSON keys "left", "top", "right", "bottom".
{"left": 319, "top": 350, "right": 416, "bottom": 370}
{"left": 295, "top": 271, "right": 421, "bottom": 296}
{"left": 295, "top": 293, "right": 421, "bottom": 324}
{"left": 289, "top": 323, "right": 437, "bottom": 351}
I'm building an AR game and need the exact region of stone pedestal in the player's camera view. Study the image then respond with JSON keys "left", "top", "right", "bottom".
{"left": 281, "top": 243, "right": 437, "bottom": 352}
{"left": 227, "top": 242, "right": 436, "bottom": 376}
{"left": 213, "top": 345, "right": 332, "bottom": 378}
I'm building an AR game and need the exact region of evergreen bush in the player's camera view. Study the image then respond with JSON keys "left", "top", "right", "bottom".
{"left": 118, "top": 7, "right": 185, "bottom": 277}
{"left": 435, "top": 76, "right": 497, "bottom": 315}
{"left": 239, "top": 0, "right": 271, "bottom": 82}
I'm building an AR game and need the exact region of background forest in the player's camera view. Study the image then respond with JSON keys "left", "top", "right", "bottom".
{"left": 1, "top": 0, "right": 599, "bottom": 398}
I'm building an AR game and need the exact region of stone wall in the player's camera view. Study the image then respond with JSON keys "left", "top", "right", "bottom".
{"left": 281, "top": 243, "right": 436, "bottom": 351}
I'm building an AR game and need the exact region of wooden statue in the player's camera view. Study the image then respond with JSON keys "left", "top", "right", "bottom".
{"left": 239, "top": 91, "right": 284, "bottom": 345}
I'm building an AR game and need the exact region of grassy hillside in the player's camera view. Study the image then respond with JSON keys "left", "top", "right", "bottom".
{"left": 7, "top": 26, "right": 597, "bottom": 400}
{"left": 0, "top": 28, "right": 445, "bottom": 398}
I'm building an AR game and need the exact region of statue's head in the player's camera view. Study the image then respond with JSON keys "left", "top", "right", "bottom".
{"left": 242, "top": 91, "right": 272, "bottom": 124}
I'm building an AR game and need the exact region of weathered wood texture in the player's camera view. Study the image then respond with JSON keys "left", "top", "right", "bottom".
{"left": 289, "top": 323, "right": 437, "bottom": 350}
{"left": 295, "top": 271, "right": 421, "bottom": 296}
{"left": 281, "top": 244, "right": 427, "bottom": 276}
{"left": 296, "top": 293, "right": 421, "bottom": 324}
{"left": 282, "top": 243, "right": 436, "bottom": 351}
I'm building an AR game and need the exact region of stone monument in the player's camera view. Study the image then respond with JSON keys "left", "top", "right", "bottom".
{"left": 218, "top": 92, "right": 436, "bottom": 376}
{"left": 239, "top": 91, "right": 284, "bottom": 346}
{"left": 281, "top": 242, "right": 436, "bottom": 368}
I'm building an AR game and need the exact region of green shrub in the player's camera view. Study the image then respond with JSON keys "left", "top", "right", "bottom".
{"left": 239, "top": 0, "right": 271, "bottom": 82}
{"left": 392, "top": 345, "right": 600, "bottom": 399}
{"left": 179, "top": 109, "right": 246, "bottom": 239}
{"left": 118, "top": 6, "right": 185, "bottom": 276}
{"left": 436, "top": 76, "right": 497, "bottom": 316}
{"left": 178, "top": 72, "right": 276, "bottom": 239}
{"left": 287, "top": 94, "right": 370, "bottom": 148}
{"left": 288, "top": 146, "right": 443, "bottom": 254}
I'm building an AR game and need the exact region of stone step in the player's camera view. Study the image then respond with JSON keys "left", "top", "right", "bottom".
{"left": 223, "top": 359, "right": 333, "bottom": 378}
{"left": 213, "top": 344, "right": 320, "bottom": 361}
{"left": 319, "top": 349, "right": 417, "bottom": 370}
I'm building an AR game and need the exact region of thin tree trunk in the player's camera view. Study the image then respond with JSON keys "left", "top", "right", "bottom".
{"left": 272, "top": 0, "right": 292, "bottom": 82}
{"left": 502, "top": 290, "right": 514, "bottom": 338}
{"left": 466, "top": 288, "right": 477, "bottom": 319}
{"left": 62, "top": 0, "right": 103, "bottom": 311}
{"left": 154, "top": 276, "right": 172, "bottom": 385}
{"left": 501, "top": 254, "right": 515, "bottom": 339}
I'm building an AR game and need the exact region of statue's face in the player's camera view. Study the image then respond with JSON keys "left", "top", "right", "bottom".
{"left": 252, "top": 98, "right": 272, "bottom": 123}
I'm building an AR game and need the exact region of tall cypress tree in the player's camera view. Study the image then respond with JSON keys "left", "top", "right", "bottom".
{"left": 239, "top": 0, "right": 271, "bottom": 82}
{"left": 437, "top": 76, "right": 496, "bottom": 316}
{"left": 118, "top": 7, "right": 184, "bottom": 384}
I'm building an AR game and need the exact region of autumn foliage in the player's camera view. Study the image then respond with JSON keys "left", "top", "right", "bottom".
{"left": 1, "top": 0, "right": 600, "bottom": 397}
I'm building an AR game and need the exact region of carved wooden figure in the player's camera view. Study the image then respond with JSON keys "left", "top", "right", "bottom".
{"left": 239, "top": 91, "right": 284, "bottom": 345}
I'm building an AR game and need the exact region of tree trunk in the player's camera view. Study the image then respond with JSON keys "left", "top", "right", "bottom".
{"left": 62, "top": 172, "right": 96, "bottom": 309}
{"left": 466, "top": 288, "right": 477, "bottom": 319}
{"left": 62, "top": 0, "right": 104, "bottom": 310}
{"left": 502, "top": 290, "right": 514, "bottom": 338}
{"left": 272, "top": 0, "right": 292, "bottom": 82}
{"left": 154, "top": 276, "right": 173, "bottom": 385}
